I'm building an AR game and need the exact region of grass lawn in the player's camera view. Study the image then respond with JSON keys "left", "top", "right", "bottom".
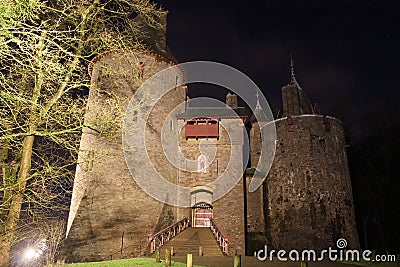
{"left": 62, "top": 257, "right": 206, "bottom": 267}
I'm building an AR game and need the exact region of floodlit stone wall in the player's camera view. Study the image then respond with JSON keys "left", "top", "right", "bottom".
{"left": 264, "top": 115, "right": 359, "bottom": 250}
{"left": 64, "top": 52, "right": 186, "bottom": 262}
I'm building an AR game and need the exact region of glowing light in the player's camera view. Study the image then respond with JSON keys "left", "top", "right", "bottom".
{"left": 24, "top": 248, "right": 39, "bottom": 261}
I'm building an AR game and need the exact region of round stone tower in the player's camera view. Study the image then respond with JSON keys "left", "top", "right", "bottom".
{"left": 250, "top": 65, "right": 359, "bottom": 251}
{"left": 64, "top": 14, "right": 187, "bottom": 262}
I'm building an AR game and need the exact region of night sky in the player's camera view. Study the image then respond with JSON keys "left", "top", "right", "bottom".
{"left": 155, "top": 0, "right": 400, "bottom": 250}
{"left": 157, "top": 0, "right": 400, "bottom": 141}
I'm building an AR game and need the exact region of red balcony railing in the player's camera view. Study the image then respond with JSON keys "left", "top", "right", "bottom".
{"left": 185, "top": 118, "right": 219, "bottom": 138}
{"left": 148, "top": 218, "right": 189, "bottom": 253}
{"left": 210, "top": 219, "right": 229, "bottom": 255}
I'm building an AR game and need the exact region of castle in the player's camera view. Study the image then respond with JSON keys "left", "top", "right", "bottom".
{"left": 64, "top": 14, "right": 359, "bottom": 262}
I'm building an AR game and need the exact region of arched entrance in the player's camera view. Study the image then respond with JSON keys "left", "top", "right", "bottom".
{"left": 192, "top": 202, "right": 213, "bottom": 227}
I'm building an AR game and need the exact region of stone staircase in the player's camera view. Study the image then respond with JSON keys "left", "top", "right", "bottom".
{"left": 156, "top": 227, "right": 224, "bottom": 257}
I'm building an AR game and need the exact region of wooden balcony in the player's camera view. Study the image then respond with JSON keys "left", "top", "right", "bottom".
{"left": 185, "top": 118, "right": 219, "bottom": 139}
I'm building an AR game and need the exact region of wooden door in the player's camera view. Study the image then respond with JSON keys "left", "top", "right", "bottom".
{"left": 194, "top": 208, "right": 213, "bottom": 227}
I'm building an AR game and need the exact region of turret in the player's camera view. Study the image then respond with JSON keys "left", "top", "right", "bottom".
{"left": 281, "top": 57, "right": 313, "bottom": 116}
{"left": 226, "top": 92, "right": 238, "bottom": 109}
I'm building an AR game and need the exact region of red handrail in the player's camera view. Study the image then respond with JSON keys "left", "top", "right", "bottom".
{"left": 148, "top": 218, "right": 189, "bottom": 253}
{"left": 210, "top": 219, "right": 229, "bottom": 255}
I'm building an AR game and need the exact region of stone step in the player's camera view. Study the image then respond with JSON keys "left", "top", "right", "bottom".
{"left": 155, "top": 227, "right": 224, "bottom": 257}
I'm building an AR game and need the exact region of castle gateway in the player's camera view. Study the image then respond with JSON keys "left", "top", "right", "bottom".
{"left": 64, "top": 13, "right": 359, "bottom": 262}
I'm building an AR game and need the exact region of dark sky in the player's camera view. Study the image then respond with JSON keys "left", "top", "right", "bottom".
{"left": 156, "top": 0, "right": 400, "bottom": 141}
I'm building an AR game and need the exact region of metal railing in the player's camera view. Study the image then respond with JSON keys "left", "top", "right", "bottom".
{"left": 210, "top": 219, "right": 229, "bottom": 255}
{"left": 148, "top": 218, "right": 189, "bottom": 253}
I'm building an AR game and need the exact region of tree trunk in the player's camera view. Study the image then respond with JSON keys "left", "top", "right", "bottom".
{"left": 0, "top": 1, "right": 101, "bottom": 265}
{"left": 0, "top": 135, "right": 35, "bottom": 267}
{"left": 0, "top": 139, "right": 11, "bottom": 221}
{"left": 0, "top": 28, "right": 45, "bottom": 266}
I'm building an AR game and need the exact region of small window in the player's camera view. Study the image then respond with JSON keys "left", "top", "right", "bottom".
{"left": 198, "top": 155, "right": 207, "bottom": 173}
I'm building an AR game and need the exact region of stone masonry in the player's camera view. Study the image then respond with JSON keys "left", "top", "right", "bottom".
{"left": 64, "top": 50, "right": 186, "bottom": 262}
{"left": 247, "top": 77, "right": 359, "bottom": 251}
{"left": 64, "top": 13, "right": 359, "bottom": 262}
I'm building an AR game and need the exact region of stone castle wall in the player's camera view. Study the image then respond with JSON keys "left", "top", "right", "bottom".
{"left": 65, "top": 49, "right": 247, "bottom": 260}
{"left": 264, "top": 115, "right": 359, "bottom": 250}
{"left": 64, "top": 52, "right": 186, "bottom": 262}
{"left": 245, "top": 178, "right": 264, "bottom": 234}
{"left": 65, "top": 47, "right": 360, "bottom": 261}
{"left": 176, "top": 118, "right": 246, "bottom": 255}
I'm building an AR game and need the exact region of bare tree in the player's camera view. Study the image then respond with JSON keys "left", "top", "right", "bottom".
{"left": 0, "top": 0, "right": 165, "bottom": 265}
{"left": 11, "top": 218, "right": 66, "bottom": 267}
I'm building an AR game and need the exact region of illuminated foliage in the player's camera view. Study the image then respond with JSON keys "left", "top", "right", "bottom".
{"left": 0, "top": 0, "right": 165, "bottom": 265}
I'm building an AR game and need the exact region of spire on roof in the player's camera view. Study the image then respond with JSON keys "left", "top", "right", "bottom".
{"left": 255, "top": 90, "right": 262, "bottom": 110}
{"left": 290, "top": 54, "right": 295, "bottom": 82}
{"left": 249, "top": 90, "right": 270, "bottom": 123}
{"left": 281, "top": 55, "right": 313, "bottom": 116}
{"left": 290, "top": 54, "right": 302, "bottom": 89}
